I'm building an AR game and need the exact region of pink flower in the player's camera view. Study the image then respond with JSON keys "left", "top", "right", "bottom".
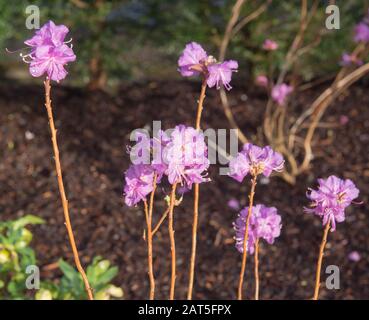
{"left": 227, "top": 198, "right": 240, "bottom": 211}
{"left": 354, "top": 22, "right": 369, "bottom": 43}
{"left": 340, "top": 53, "right": 363, "bottom": 67}
{"left": 262, "top": 39, "right": 278, "bottom": 51}
{"left": 256, "top": 75, "right": 268, "bottom": 87}
{"left": 23, "top": 21, "right": 76, "bottom": 82}
{"left": 271, "top": 83, "right": 293, "bottom": 106}
{"left": 228, "top": 143, "right": 284, "bottom": 182}
{"left": 178, "top": 42, "right": 238, "bottom": 90}
{"left": 305, "top": 176, "right": 359, "bottom": 231}
{"left": 348, "top": 251, "right": 361, "bottom": 262}
{"left": 207, "top": 60, "right": 238, "bottom": 90}
{"left": 234, "top": 204, "right": 282, "bottom": 254}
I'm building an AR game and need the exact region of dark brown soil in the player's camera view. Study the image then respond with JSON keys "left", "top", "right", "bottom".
{"left": 0, "top": 80, "right": 368, "bottom": 300}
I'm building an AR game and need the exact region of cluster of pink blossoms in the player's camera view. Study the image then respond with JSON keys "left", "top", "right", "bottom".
{"left": 271, "top": 83, "right": 293, "bottom": 106}
{"left": 178, "top": 42, "right": 238, "bottom": 90}
{"left": 228, "top": 143, "right": 284, "bottom": 182}
{"left": 234, "top": 205, "right": 282, "bottom": 254}
{"left": 340, "top": 53, "right": 363, "bottom": 67}
{"left": 305, "top": 175, "right": 359, "bottom": 231}
{"left": 23, "top": 21, "right": 76, "bottom": 82}
{"left": 262, "top": 39, "right": 278, "bottom": 51}
{"left": 124, "top": 125, "right": 209, "bottom": 206}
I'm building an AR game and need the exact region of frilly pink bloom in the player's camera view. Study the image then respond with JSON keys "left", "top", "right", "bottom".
{"left": 305, "top": 175, "right": 359, "bottom": 231}
{"left": 178, "top": 42, "right": 238, "bottom": 90}
{"left": 256, "top": 75, "right": 268, "bottom": 87}
{"left": 262, "top": 39, "right": 278, "bottom": 51}
{"left": 23, "top": 20, "right": 76, "bottom": 82}
{"left": 234, "top": 204, "right": 282, "bottom": 254}
{"left": 354, "top": 22, "right": 369, "bottom": 43}
{"left": 124, "top": 164, "right": 155, "bottom": 207}
{"left": 271, "top": 83, "right": 293, "bottom": 106}
{"left": 164, "top": 125, "right": 210, "bottom": 189}
{"left": 228, "top": 143, "right": 284, "bottom": 182}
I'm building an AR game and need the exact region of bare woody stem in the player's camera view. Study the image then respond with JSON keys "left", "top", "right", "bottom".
{"left": 43, "top": 79, "right": 93, "bottom": 300}
{"left": 144, "top": 173, "right": 157, "bottom": 300}
{"left": 152, "top": 208, "right": 169, "bottom": 236}
{"left": 254, "top": 238, "right": 260, "bottom": 300}
{"left": 168, "top": 182, "right": 178, "bottom": 300}
{"left": 237, "top": 175, "right": 258, "bottom": 300}
{"left": 313, "top": 220, "right": 331, "bottom": 300}
{"left": 187, "top": 78, "right": 207, "bottom": 300}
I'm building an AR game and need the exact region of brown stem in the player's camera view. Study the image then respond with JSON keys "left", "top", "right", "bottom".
{"left": 313, "top": 220, "right": 331, "bottom": 300}
{"left": 152, "top": 208, "right": 169, "bottom": 236}
{"left": 43, "top": 79, "right": 93, "bottom": 300}
{"left": 168, "top": 183, "right": 178, "bottom": 300}
{"left": 254, "top": 238, "right": 260, "bottom": 300}
{"left": 187, "top": 79, "right": 207, "bottom": 300}
{"left": 144, "top": 173, "right": 157, "bottom": 300}
{"left": 237, "top": 175, "right": 257, "bottom": 300}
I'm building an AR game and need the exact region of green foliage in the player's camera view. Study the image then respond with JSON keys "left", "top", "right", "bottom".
{"left": 0, "top": 215, "right": 122, "bottom": 300}
{"left": 0, "top": 215, "right": 44, "bottom": 299}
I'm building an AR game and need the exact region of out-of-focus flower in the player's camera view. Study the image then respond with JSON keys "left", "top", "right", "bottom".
{"left": 178, "top": 42, "right": 238, "bottom": 90}
{"left": 23, "top": 21, "right": 76, "bottom": 82}
{"left": 124, "top": 164, "right": 155, "bottom": 207}
{"left": 227, "top": 198, "right": 240, "bottom": 211}
{"left": 305, "top": 175, "right": 359, "bottom": 231}
{"left": 164, "top": 125, "right": 210, "bottom": 189}
{"left": 228, "top": 143, "right": 284, "bottom": 182}
{"left": 354, "top": 22, "right": 369, "bottom": 43}
{"left": 262, "top": 39, "right": 278, "bottom": 51}
{"left": 340, "top": 53, "right": 363, "bottom": 67}
{"left": 339, "top": 115, "right": 349, "bottom": 125}
{"left": 271, "top": 83, "right": 293, "bottom": 106}
{"left": 256, "top": 75, "right": 268, "bottom": 87}
{"left": 348, "top": 251, "right": 361, "bottom": 262}
{"left": 234, "top": 204, "right": 282, "bottom": 254}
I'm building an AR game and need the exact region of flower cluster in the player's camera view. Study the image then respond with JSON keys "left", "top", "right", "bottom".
{"left": 305, "top": 175, "right": 359, "bottom": 231}
{"left": 23, "top": 21, "right": 76, "bottom": 82}
{"left": 255, "top": 75, "right": 268, "bottom": 87}
{"left": 234, "top": 204, "right": 282, "bottom": 254}
{"left": 354, "top": 21, "right": 369, "bottom": 43}
{"left": 271, "top": 83, "right": 293, "bottom": 106}
{"left": 178, "top": 42, "right": 238, "bottom": 90}
{"left": 124, "top": 125, "right": 209, "bottom": 206}
{"left": 228, "top": 143, "right": 284, "bottom": 182}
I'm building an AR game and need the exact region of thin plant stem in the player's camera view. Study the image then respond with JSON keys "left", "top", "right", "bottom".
{"left": 254, "top": 238, "right": 260, "bottom": 300}
{"left": 237, "top": 175, "right": 258, "bottom": 300}
{"left": 187, "top": 78, "right": 207, "bottom": 300}
{"left": 313, "top": 220, "right": 331, "bottom": 300}
{"left": 152, "top": 208, "right": 169, "bottom": 236}
{"left": 144, "top": 173, "right": 157, "bottom": 300}
{"left": 43, "top": 79, "right": 93, "bottom": 300}
{"left": 168, "top": 183, "right": 178, "bottom": 300}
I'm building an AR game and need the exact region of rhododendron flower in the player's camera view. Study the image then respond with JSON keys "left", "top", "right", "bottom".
{"left": 228, "top": 198, "right": 240, "bottom": 211}
{"left": 271, "top": 83, "right": 293, "bottom": 106}
{"left": 354, "top": 22, "right": 369, "bottom": 43}
{"left": 340, "top": 53, "right": 363, "bottom": 67}
{"left": 234, "top": 204, "right": 282, "bottom": 254}
{"left": 262, "top": 39, "right": 278, "bottom": 51}
{"left": 228, "top": 143, "right": 284, "bottom": 182}
{"left": 23, "top": 20, "right": 76, "bottom": 82}
{"left": 178, "top": 42, "right": 238, "bottom": 90}
{"left": 256, "top": 75, "right": 268, "bottom": 87}
{"left": 305, "top": 175, "right": 359, "bottom": 231}
{"left": 124, "top": 164, "right": 155, "bottom": 207}
{"left": 163, "top": 125, "right": 209, "bottom": 189}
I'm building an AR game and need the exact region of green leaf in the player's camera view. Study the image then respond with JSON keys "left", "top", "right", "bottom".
{"left": 58, "top": 259, "right": 79, "bottom": 281}
{"left": 12, "top": 215, "right": 45, "bottom": 230}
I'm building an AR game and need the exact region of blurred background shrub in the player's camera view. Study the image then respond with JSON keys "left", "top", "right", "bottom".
{"left": 0, "top": 0, "right": 368, "bottom": 88}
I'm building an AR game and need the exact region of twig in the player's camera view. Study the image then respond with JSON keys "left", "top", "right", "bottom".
{"left": 152, "top": 208, "right": 169, "bottom": 236}
{"left": 168, "top": 183, "right": 178, "bottom": 300}
{"left": 43, "top": 79, "right": 93, "bottom": 300}
{"left": 254, "top": 238, "right": 260, "bottom": 300}
{"left": 238, "top": 175, "right": 257, "bottom": 300}
{"left": 313, "top": 220, "right": 331, "bottom": 300}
